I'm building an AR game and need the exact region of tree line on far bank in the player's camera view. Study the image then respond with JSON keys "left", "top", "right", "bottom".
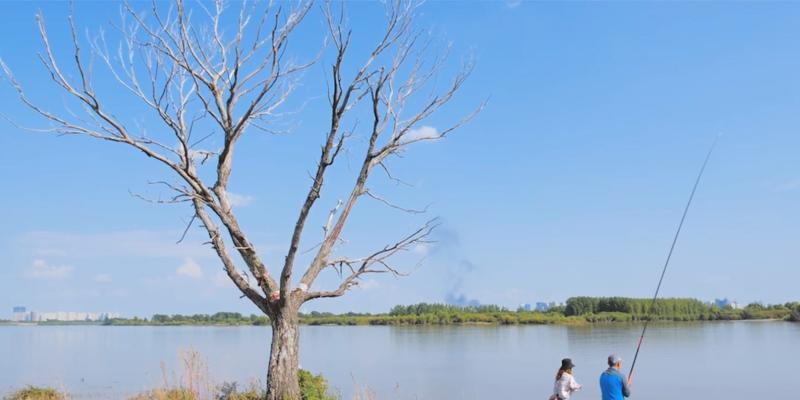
{"left": 563, "top": 297, "right": 798, "bottom": 322}
{"left": 95, "top": 297, "right": 800, "bottom": 326}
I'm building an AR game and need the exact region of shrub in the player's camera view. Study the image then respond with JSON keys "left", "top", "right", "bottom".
{"left": 5, "top": 386, "right": 65, "bottom": 400}
{"left": 128, "top": 389, "right": 196, "bottom": 400}
{"left": 215, "top": 382, "right": 263, "bottom": 400}
{"left": 789, "top": 306, "right": 800, "bottom": 322}
{"left": 299, "top": 370, "right": 336, "bottom": 400}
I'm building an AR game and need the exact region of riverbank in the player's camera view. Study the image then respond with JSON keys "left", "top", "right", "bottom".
{"left": 3, "top": 369, "right": 337, "bottom": 400}
{"left": 16, "top": 297, "right": 790, "bottom": 327}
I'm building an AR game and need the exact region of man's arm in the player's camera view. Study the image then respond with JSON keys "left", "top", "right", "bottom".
{"left": 620, "top": 373, "right": 631, "bottom": 398}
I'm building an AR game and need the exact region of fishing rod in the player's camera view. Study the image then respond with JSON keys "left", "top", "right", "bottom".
{"left": 627, "top": 136, "right": 719, "bottom": 382}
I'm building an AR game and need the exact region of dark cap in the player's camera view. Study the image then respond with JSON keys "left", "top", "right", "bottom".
{"left": 608, "top": 354, "right": 622, "bottom": 366}
{"left": 561, "top": 358, "right": 576, "bottom": 370}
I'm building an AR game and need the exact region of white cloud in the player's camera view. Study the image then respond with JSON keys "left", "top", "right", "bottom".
{"left": 93, "top": 273, "right": 112, "bottom": 283}
{"left": 227, "top": 192, "right": 254, "bottom": 207}
{"left": 356, "top": 279, "right": 380, "bottom": 290}
{"left": 505, "top": 0, "right": 523, "bottom": 9}
{"left": 176, "top": 258, "right": 204, "bottom": 279}
{"left": 26, "top": 259, "right": 73, "bottom": 280}
{"left": 412, "top": 243, "right": 430, "bottom": 256}
{"left": 401, "top": 126, "right": 440, "bottom": 143}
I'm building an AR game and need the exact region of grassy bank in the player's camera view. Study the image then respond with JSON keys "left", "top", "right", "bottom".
{"left": 93, "top": 298, "right": 800, "bottom": 327}
{"left": 3, "top": 356, "right": 338, "bottom": 400}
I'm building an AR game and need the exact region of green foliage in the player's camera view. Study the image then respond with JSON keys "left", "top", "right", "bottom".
{"left": 789, "top": 306, "right": 800, "bottom": 322}
{"left": 583, "top": 312, "right": 634, "bottom": 323}
{"left": 565, "top": 297, "right": 710, "bottom": 321}
{"left": 128, "top": 389, "right": 196, "bottom": 400}
{"left": 147, "top": 313, "right": 251, "bottom": 326}
{"left": 7, "top": 376, "right": 338, "bottom": 400}
{"left": 107, "top": 298, "right": 800, "bottom": 327}
{"left": 4, "top": 387, "right": 65, "bottom": 400}
{"left": 109, "top": 313, "right": 269, "bottom": 326}
{"left": 744, "top": 302, "right": 765, "bottom": 311}
{"left": 298, "top": 370, "right": 336, "bottom": 400}
{"left": 547, "top": 305, "right": 567, "bottom": 315}
{"left": 564, "top": 297, "right": 599, "bottom": 316}
{"left": 215, "top": 382, "right": 264, "bottom": 400}
{"left": 389, "top": 303, "right": 505, "bottom": 315}
{"left": 564, "top": 297, "right": 798, "bottom": 322}
{"left": 303, "top": 304, "right": 578, "bottom": 326}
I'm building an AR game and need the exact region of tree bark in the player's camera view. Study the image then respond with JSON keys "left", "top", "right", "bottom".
{"left": 267, "top": 306, "right": 301, "bottom": 400}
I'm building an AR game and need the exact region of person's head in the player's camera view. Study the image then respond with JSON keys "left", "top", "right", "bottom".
{"left": 556, "top": 358, "right": 576, "bottom": 380}
{"left": 607, "top": 354, "right": 622, "bottom": 369}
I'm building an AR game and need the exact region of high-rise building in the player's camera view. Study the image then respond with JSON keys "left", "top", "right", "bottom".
{"left": 9, "top": 308, "right": 120, "bottom": 322}
{"left": 12, "top": 306, "right": 27, "bottom": 322}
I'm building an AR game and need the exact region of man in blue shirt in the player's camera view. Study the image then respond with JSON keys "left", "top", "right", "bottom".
{"left": 599, "top": 354, "right": 631, "bottom": 400}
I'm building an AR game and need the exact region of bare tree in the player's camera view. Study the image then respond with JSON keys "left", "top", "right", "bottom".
{"left": 2, "top": 1, "right": 478, "bottom": 398}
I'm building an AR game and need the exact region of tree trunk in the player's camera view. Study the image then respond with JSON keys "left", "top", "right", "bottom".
{"left": 267, "top": 307, "right": 301, "bottom": 400}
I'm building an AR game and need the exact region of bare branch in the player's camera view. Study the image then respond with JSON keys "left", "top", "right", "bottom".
{"left": 4, "top": 0, "right": 477, "bottom": 318}
{"left": 176, "top": 213, "right": 198, "bottom": 244}
{"left": 304, "top": 219, "right": 439, "bottom": 301}
{"left": 1, "top": 1, "right": 318, "bottom": 309}
{"left": 323, "top": 199, "right": 344, "bottom": 238}
{"left": 193, "top": 199, "right": 270, "bottom": 314}
{"left": 378, "top": 161, "right": 413, "bottom": 187}
{"left": 364, "top": 190, "right": 427, "bottom": 214}
{"left": 297, "top": 0, "right": 477, "bottom": 293}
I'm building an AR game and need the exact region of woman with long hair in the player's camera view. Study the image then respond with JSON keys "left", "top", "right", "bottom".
{"left": 550, "top": 358, "right": 582, "bottom": 400}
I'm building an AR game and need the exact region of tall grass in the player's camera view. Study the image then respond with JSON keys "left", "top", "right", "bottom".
{"left": 4, "top": 386, "right": 66, "bottom": 400}
{"left": 125, "top": 349, "right": 337, "bottom": 400}
{"left": 5, "top": 349, "right": 364, "bottom": 400}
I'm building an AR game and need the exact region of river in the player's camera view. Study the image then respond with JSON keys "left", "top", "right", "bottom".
{"left": 1, "top": 321, "right": 797, "bottom": 399}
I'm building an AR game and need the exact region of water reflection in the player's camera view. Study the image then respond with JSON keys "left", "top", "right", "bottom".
{"left": 0, "top": 322, "right": 796, "bottom": 399}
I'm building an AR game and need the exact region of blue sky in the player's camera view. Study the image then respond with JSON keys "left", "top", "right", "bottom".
{"left": 1, "top": 1, "right": 799, "bottom": 318}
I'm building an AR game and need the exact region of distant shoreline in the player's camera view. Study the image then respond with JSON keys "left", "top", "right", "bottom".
{"left": 6, "top": 297, "right": 798, "bottom": 327}
{"left": 0, "top": 318, "right": 793, "bottom": 328}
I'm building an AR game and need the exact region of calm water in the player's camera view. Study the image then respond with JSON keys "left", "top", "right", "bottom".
{"left": 1, "top": 321, "right": 797, "bottom": 399}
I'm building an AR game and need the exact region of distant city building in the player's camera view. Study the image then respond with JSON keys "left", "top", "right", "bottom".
{"left": 714, "top": 298, "right": 740, "bottom": 310}
{"left": 519, "top": 303, "right": 532, "bottom": 311}
{"left": 535, "top": 302, "right": 550, "bottom": 312}
{"left": 12, "top": 307, "right": 26, "bottom": 322}
{"left": 10, "top": 307, "right": 119, "bottom": 322}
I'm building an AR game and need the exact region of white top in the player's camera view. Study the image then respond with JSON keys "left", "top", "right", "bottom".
{"left": 553, "top": 372, "right": 582, "bottom": 399}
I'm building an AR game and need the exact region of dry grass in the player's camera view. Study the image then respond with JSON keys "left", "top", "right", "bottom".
{"left": 351, "top": 387, "right": 377, "bottom": 400}
{"left": 4, "top": 386, "right": 67, "bottom": 400}
{"left": 127, "top": 388, "right": 197, "bottom": 400}
{"left": 8, "top": 349, "right": 375, "bottom": 400}
{"left": 128, "top": 348, "right": 213, "bottom": 400}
